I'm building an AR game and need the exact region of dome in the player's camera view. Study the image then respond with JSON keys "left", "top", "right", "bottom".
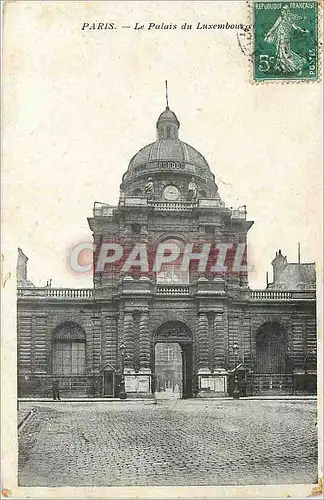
{"left": 128, "top": 139, "right": 209, "bottom": 170}
{"left": 120, "top": 105, "right": 220, "bottom": 201}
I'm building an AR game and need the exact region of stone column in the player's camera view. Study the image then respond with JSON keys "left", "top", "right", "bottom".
{"left": 104, "top": 315, "right": 117, "bottom": 368}
{"left": 92, "top": 314, "right": 102, "bottom": 375}
{"left": 197, "top": 312, "right": 209, "bottom": 371}
{"left": 197, "top": 312, "right": 212, "bottom": 396}
{"left": 33, "top": 314, "right": 48, "bottom": 375}
{"left": 123, "top": 312, "right": 135, "bottom": 369}
{"left": 292, "top": 319, "right": 306, "bottom": 394}
{"left": 139, "top": 311, "right": 150, "bottom": 368}
{"left": 18, "top": 314, "right": 32, "bottom": 397}
{"left": 138, "top": 310, "right": 152, "bottom": 396}
{"left": 90, "top": 314, "right": 102, "bottom": 396}
{"left": 213, "top": 313, "right": 225, "bottom": 368}
{"left": 123, "top": 310, "right": 137, "bottom": 395}
{"left": 292, "top": 319, "right": 305, "bottom": 370}
{"left": 212, "top": 313, "right": 228, "bottom": 395}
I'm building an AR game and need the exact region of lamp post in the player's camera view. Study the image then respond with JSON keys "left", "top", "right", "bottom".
{"left": 119, "top": 343, "right": 126, "bottom": 400}
{"left": 232, "top": 343, "right": 240, "bottom": 399}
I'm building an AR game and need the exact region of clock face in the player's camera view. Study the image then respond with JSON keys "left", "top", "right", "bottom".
{"left": 163, "top": 185, "right": 180, "bottom": 201}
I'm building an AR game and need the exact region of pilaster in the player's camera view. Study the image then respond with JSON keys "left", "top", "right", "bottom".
{"left": 213, "top": 312, "right": 225, "bottom": 369}
{"left": 197, "top": 312, "right": 209, "bottom": 370}
{"left": 139, "top": 311, "right": 150, "bottom": 369}
{"left": 123, "top": 311, "right": 135, "bottom": 369}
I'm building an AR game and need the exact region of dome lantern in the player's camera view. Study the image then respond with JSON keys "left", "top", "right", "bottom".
{"left": 156, "top": 81, "right": 180, "bottom": 140}
{"left": 156, "top": 107, "right": 180, "bottom": 140}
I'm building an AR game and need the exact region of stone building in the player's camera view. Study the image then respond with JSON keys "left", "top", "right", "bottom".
{"left": 17, "top": 104, "right": 317, "bottom": 398}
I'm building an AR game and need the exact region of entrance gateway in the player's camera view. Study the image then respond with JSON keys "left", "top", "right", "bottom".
{"left": 154, "top": 321, "right": 193, "bottom": 399}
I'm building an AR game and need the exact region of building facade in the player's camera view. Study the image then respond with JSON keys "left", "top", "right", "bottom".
{"left": 17, "top": 105, "right": 317, "bottom": 398}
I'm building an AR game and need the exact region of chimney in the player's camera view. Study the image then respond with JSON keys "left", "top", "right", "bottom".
{"left": 271, "top": 249, "right": 287, "bottom": 283}
{"left": 17, "top": 248, "right": 28, "bottom": 285}
{"left": 298, "top": 242, "right": 301, "bottom": 264}
{"left": 17, "top": 248, "right": 34, "bottom": 288}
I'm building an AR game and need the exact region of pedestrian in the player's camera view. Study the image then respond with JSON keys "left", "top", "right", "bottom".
{"left": 241, "top": 377, "right": 247, "bottom": 397}
{"left": 52, "top": 379, "right": 61, "bottom": 401}
{"left": 192, "top": 375, "right": 199, "bottom": 398}
{"left": 151, "top": 373, "right": 158, "bottom": 405}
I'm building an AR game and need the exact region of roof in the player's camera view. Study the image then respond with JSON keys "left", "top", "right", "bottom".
{"left": 128, "top": 139, "right": 209, "bottom": 170}
{"left": 268, "top": 262, "right": 316, "bottom": 290}
{"left": 156, "top": 107, "right": 180, "bottom": 128}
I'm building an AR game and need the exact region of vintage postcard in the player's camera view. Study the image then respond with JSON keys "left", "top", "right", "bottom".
{"left": 1, "top": 0, "right": 323, "bottom": 498}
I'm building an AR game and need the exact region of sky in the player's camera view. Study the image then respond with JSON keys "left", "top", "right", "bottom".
{"left": 3, "top": 1, "right": 323, "bottom": 289}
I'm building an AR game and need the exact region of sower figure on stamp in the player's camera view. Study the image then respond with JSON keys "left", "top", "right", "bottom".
{"left": 264, "top": 5, "right": 309, "bottom": 74}
{"left": 52, "top": 379, "right": 61, "bottom": 401}
{"left": 188, "top": 177, "right": 198, "bottom": 203}
{"left": 144, "top": 177, "right": 154, "bottom": 201}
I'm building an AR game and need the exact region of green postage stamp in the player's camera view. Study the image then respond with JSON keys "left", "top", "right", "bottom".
{"left": 253, "top": 1, "right": 319, "bottom": 82}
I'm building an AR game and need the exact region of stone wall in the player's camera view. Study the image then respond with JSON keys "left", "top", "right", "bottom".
{"left": 17, "top": 289, "right": 317, "bottom": 397}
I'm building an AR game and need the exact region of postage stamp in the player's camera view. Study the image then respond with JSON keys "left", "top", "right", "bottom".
{"left": 253, "top": 1, "right": 319, "bottom": 82}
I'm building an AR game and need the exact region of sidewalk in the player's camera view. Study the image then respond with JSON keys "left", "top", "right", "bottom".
{"left": 18, "top": 395, "right": 317, "bottom": 404}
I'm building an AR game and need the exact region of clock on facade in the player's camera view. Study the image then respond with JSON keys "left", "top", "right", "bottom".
{"left": 163, "top": 185, "right": 180, "bottom": 201}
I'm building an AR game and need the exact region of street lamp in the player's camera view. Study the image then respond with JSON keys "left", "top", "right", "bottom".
{"left": 119, "top": 343, "right": 126, "bottom": 400}
{"left": 232, "top": 343, "right": 240, "bottom": 400}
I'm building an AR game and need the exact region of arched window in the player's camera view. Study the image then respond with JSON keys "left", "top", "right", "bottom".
{"left": 53, "top": 321, "right": 86, "bottom": 375}
{"left": 133, "top": 188, "right": 142, "bottom": 196}
{"left": 256, "top": 322, "right": 288, "bottom": 374}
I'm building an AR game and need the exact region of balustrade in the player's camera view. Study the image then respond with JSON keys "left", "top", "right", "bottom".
{"left": 251, "top": 290, "right": 292, "bottom": 300}
{"left": 150, "top": 201, "right": 194, "bottom": 211}
{"left": 156, "top": 284, "right": 190, "bottom": 295}
{"left": 17, "top": 287, "right": 315, "bottom": 301}
{"left": 17, "top": 288, "right": 93, "bottom": 298}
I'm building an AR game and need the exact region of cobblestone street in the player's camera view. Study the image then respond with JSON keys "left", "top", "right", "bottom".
{"left": 18, "top": 400, "right": 317, "bottom": 487}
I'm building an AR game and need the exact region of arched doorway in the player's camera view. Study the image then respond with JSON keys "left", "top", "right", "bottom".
{"left": 154, "top": 321, "right": 193, "bottom": 399}
{"left": 53, "top": 321, "right": 86, "bottom": 375}
{"left": 254, "top": 321, "right": 293, "bottom": 394}
{"left": 155, "top": 343, "right": 183, "bottom": 398}
{"left": 52, "top": 321, "right": 87, "bottom": 396}
{"left": 255, "top": 322, "right": 288, "bottom": 374}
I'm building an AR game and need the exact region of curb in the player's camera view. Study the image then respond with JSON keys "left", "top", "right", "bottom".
{"left": 18, "top": 398, "right": 149, "bottom": 403}
{"left": 18, "top": 408, "right": 35, "bottom": 429}
{"left": 17, "top": 396, "right": 317, "bottom": 404}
